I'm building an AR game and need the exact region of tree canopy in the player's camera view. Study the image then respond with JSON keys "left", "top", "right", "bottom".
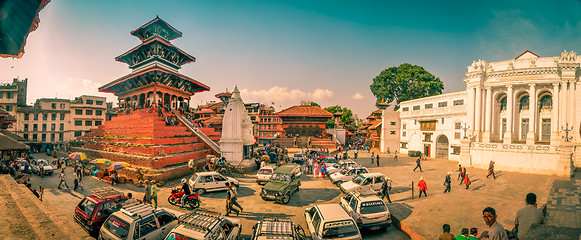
{"left": 324, "top": 105, "right": 354, "bottom": 128}
{"left": 370, "top": 63, "right": 444, "bottom": 110}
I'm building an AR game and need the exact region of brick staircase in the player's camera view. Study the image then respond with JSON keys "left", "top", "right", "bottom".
{"left": 78, "top": 109, "right": 218, "bottom": 174}
{"left": 272, "top": 137, "right": 337, "bottom": 149}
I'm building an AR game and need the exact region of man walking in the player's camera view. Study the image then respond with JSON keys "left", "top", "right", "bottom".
{"left": 443, "top": 172, "right": 451, "bottom": 193}
{"left": 487, "top": 161, "right": 496, "bottom": 179}
{"left": 143, "top": 180, "right": 151, "bottom": 203}
{"left": 371, "top": 152, "right": 374, "bottom": 164}
{"left": 381, "top": 177, "right": 392, "bottom": 203}
{"left": 376, "top": 154, "right": 380, "bottom": 167}
{"left": 230, "top": 182, "right": 243, "bottom": 212}
{"left": 514, "top": 193, "right": 544, "bottom": 239}
{"left": 413, "top": 157, "right": 423, "bottom": 172}
{"left": 481, "top": 207, "right": 508, "bottom": 240}
{"left": 225, "top": 183, "right": 240, "bottom": 216}
{"left": 150, "top": 180, "right": 158, "bottom": 207}
{"left": 394, "top": 151, "right": 398, "bottom": 161}
{"left": 57, "top": 170, "right": 69, "bottom": 189}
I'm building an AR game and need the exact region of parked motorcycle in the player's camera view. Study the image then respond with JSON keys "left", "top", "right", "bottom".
{"left": 167, "top": 189, "right": 201, "bottom": 208}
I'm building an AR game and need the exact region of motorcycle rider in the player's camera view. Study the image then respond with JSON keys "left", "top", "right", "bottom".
{"left": 180, "top": 178, "right": 192, "bottom": 208}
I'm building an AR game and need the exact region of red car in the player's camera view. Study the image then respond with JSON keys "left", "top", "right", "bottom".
{"left": 74, "top": 188, "right": 128, "bottom": 236}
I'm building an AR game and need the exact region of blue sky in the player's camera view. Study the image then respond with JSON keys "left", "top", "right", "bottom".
{"left": 1, "top": 0, "right": 581, "bottom": 118}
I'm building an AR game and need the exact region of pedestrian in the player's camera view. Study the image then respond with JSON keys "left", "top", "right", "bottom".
{"left": 443, "top": 172, "right": 451, "bottom": 193}
{"left": 229, "top": 182, "right": 243, "bottom": 212}
{"left": 225, "top": 183, "right": 239, "bottom": 216}
{"left": 366, "top": 146, "right": 369, "bottom": 153}
{"left": 381, "top": 177, "right": 392, "bottom": 203}
{"left": 354, "top": 149, "right": 358, "bottom": 159}
{"left": 469, "top": 228, "right": 478, "bottom": 240}
{"left": 313, "top": 161, "right": 320, "bottom": 179}
{"left": 376, "top": 154, "right": 379, "bottom": 167}
{"left": 438, "top": 224, "right": 455, "bottom": 240}
{"left": 481, "top": 207, "right": 508, "bottom": 240}
{"left": 457, "top": 164, "right": 463, "bottom": 180}
{"left": 150, "top": 180, "right": 158, "bottom": 207}
{"left": 418, "top": 176, "right": 427, "bottom": 198}
{"left": 456, "top": 228, "right": 469, "bottom": 240}
{"left": 514, "top": 193, "right": 544, "bottom": 239}
{"left": 143, "top": 180, "right": 151, "bottom": 203}
{"left": 487, "top": 161, "right": 496, "bottom": 179}
{"left": 321, "top": 163, "right": 327, "bottom": 179}
{"left": 57, "top": 170, "right": 69, "bottom": 189}
{"left": 413, "top": 157, "right": 423, "bottom": 172}
{"left": 387, "top": 148, "right": 391, "bottom": 157}
{"left": 459, "top": 167, "right": 466, "bottom": 185}
{"left": 394, "top": 151, "right": 398, "bottom": 161}
{"left": 464, "top": 173, "right": 471, "bottom": 189}
{"left": 371, "top": 152, "right": 375, "bottom": 164}
{"left": 124, "top": 193, "right": 138, "bottom": 206}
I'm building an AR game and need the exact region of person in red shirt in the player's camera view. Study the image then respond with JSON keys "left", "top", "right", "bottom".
{"left": 418, "top": 176, "right": 427, "bottom": 197}
{"left": 464, "top": 173, "right": 471, "bottom": 189}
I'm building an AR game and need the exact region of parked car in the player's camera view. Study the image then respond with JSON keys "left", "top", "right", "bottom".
{"left": 256, "top": 166, "right": 275, "bottom": 185}
{"left": 340, "top": 189, "right": 392, "bottom": 231}
{"left": 339, "top": 172, "right": 386, "bottom": 193}
{"left": 304, "top": 203, "right": 362, "bottom": 240}
{"left": 164, "top": 209, "right": 240, "bottom": 240}
{"left": 188, "top": 171, "right": 239, "bottom": 194}
{"left": 325, "top": 161, "right": 359, "bottom": 175}
{"left": 260, "top": 164, "right": 301, "bottom": 204}
{"left": 291, "top": 153, "right": 305, "bottom": 165}
{"left": 329, "top": 166, "right": 368, "bottom": 185}
{"left": 31, "top": 159, "right": 54, "bottom": 176}
{"left": 74, "top": 188, "right": 129, "bottom": 236}
{"left": 251, "top": 217, "right": 307, "bottom": 240}
{"left": 99, "top": 203, "right": 183, "bottom": 240}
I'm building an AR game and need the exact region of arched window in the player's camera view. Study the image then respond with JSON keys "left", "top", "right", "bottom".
{"left": 539, "top": 95, "right": 552, "bottom": 110}
{"left": 519, "top": 96, "right": 529, "bottom": 111}
{"left": 500, "top": 97, "right": 507, "bottom": 111}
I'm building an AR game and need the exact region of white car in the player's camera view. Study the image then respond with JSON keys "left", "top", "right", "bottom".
{"left": 325, "top": 161, "right": 359, "bottom": 175}
{"left": 340, "top": 190, "right": 392, "bottom": 231}
{"left": 329, "top": 167, "right": 368, "bottom": 185}
{"left": 256, "top": 166, "right": 275, "bottom": 185}
{"left": 340, "top": 172, "right": 386, "bottom": 193}
{"left": 31, "top": 159, "right": 54, "bottom": 175}
{"left": 188, "top": 172, "right": 239, "bottom": 194}
{"left": 304, "top": 203, "right": 362, "bottom": 240}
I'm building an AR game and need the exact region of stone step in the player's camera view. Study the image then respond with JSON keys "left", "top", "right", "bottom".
{"left": 84, "top": 141, "right": 207, "bottom": 156}
{"left": 154, "top": 149, "right": 210, "bottom": 168}
{"left": 80, "top": 136, "right": 200, "bottom": 145}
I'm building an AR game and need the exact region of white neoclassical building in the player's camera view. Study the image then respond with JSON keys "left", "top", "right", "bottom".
{"left": 393, "top": 50, "right": 580, "bottom": 176}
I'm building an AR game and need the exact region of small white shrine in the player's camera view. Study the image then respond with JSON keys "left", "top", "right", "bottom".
{"left": 219, "top": 86, "right": 255, "bottom": 165}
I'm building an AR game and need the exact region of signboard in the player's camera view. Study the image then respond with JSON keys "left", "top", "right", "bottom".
{"left": 325, "top": 220, "right": 354, "bottom": 228}
{"left": 361, "top": 201, "right": 384, "bottom": 207}
{"left": 420, "top": 121, "right": 437, "bottom": 131}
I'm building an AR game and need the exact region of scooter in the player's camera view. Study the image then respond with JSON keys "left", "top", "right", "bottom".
{"left": 167, "top": 189, "right": 201, "bottom": 209}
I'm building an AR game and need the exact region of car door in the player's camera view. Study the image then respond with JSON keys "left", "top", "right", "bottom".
{"left": 373, "top": 176, "right": 385, "bottom": 191}
{"left": 156, "top": 213, "right": 177, "bottom": 238}
{"left": 134, "top": 216, "right": 160, "bottom": 240}
{"left": 340, "top": 194, "right": 352, "bottom": 210}
{"left": 223, "top": 220, "right": 240, "bottom": 240}
{"left": 347, "top": 197, "right": 359, "bottom": 217}
{"left": 213, "top": 174, "right": 228, "bottom": 191}
{"left": 311, "top": 211, "right": 323, "bottom": 240}
{"left": 304, "top": 208, "right": 318, "bottom": 238}
{"left": 198, "top": 175, "right": 214, "bottom": 191}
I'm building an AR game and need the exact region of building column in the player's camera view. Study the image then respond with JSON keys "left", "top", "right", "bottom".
{"left": 569, "top": 81, "right": 576, "bottom": 142}
{"left": 560, "top": 82, "right": 567, "bottom": 135}
{"left": 468, "top": 87, "right": 475, "bottom": 136}
{"left": 526, "top": 83, "right": 536, "bottom": 144}
{"left": 551, "top": 82, "right": 560, "bottom": 144}
{"left": 475, "top": 86, "right": 482, "bottom": 141}
{"left": 484, "top": 87, "right": 492, "bottom": 142}
{"left": 503, "top": 85, "right": 514, "bottom": 143}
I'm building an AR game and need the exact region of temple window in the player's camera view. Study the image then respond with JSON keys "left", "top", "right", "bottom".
{"left": 500, "top": 97, "right": 507, "bottom": 111}
{"left": 539, "top": 95, "right": 552, "bottom": 110}
{"left": 519, "top": 96, "right": 529, "bottom": 111}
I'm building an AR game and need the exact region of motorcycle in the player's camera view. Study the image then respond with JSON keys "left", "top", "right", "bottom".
{"left": 167, "top": 189, "right": 201, "bottom": 209}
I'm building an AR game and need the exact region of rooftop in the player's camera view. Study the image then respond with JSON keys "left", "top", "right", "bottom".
{"left": 276, "top": 106, "right": 333, "bottom": 118}
{"left": 130, "top": 16, "right": 183, "bottom": 42}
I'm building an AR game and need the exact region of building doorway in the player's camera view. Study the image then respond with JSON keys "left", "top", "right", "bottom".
{"left": 541, "top": 119, "right": 551, "bottom": 142}
{"left": 436, "top": 135, "right": 449, "bottom": 159}
{"left": 424, "top": 144, "right": 431, "bottom": 157}
{"left": 521, "top": 119, "right": 529, "bottom": 141}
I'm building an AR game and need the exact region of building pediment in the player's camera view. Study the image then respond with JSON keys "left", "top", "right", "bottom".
{"left": 515, "top": 50, "right": 540, "bottom": 60}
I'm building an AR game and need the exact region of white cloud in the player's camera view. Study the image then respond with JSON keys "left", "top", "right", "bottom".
{"left": 311, "top": 88, "right": 334, "bottom": 99}
{"left": 352, "top": 92, "right": 364, "bottom": 100}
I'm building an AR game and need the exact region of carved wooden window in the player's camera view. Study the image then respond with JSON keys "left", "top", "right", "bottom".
{"left": 420, "top": 121, "right": 436, "bottom": 131}
{"left": 539, "top": 95, "right": 552, "bottom": 110}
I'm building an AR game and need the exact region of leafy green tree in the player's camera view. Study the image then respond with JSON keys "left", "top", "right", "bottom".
{"left": 309, "top": 101, "right": 320, "bottom": 107}
{"left": 370, "top": 63, "right": 443, "bottom": 110}
{"left": 324, "top": 105, "right": 354, "bottom": 128}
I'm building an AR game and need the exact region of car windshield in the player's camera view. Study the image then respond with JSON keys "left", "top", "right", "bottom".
{"left": 189, "top": 174, "right": 198, "bottom": 182}
{"left": 352, "top": 176, "right": 365, "bottom": 185}
{"left": 322, "top": 221, "right": 359, "bottom": 238}
{"left": 360, "top": 201, "right": 387, "bottom": 214}
{"left": 332, "top": 163, "right": 340, "bottom": 168}
{"left": 165, "top": 231, "right": 196, "bottom": 240}
{"left": 258, "top": 169, "right": 273, "bottom": 175}
{"left": 339, "top": 169, "right": 349, "bottom": 175}
{"left": 271, "top": 173, "right": 291, "bottom": 182}
{"left": 77, "top": 198, "right": 96, "bottom": 216}
{"left": 103, "top": 215, "right": 130, "bottom": 239}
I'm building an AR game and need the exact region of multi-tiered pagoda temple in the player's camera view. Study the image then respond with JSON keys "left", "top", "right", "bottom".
{"left": 78, "top": 17, "right": 215, "bottom": 181}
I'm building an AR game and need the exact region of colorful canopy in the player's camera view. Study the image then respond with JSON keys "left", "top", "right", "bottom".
{"left": 68, "top": 152, "right": 87, "bottom": 161}
{"left": 89, "top": 159, "right": 112, "bottom": 164}
{"left": 108, "top": 162, "right": 131, "bottom": 172}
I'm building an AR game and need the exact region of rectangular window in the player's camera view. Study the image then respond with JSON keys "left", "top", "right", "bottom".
{"left": 60, "top": 103, "right": 65, "bottom": 109}
{"left": 453, "top": 100, "right": 464, "bottom": 106}
{"left": 42, "top": 114, "right": 47, "bottom": 120}
{"left": 455, "top": 132, "right": 461, "bottom": 139}
{"left": 95, "top": 110, "right": 102, "bottom": 116}
{"left": 32, "top": 134, "right": 37, "bottom": 141}
{"left": 438, "top": 101, "right": 448, "bottom": 107}
{"left": 51, "top": 113, "right": 56, "bottom": 121}
{"left": 23, "top": 134, "right": 28, "bottom": 140}
{"left": 401, "top": 142, "right": 407, "bottom": 149}
{"left": 33, "top": 124, "right": 38, "bottom": 131}
{"left": 273, "top": 125, "right": 276, "bottom": 129}
{"left": 75, "top": 109, "right": 82, "bottom": 115}
{"left": 96, "top": 100, "right": 103, "bottom": 105}
{"left": 5, "top": 105, "right": 11, "bottom": 111}
{"left": 413, "top": 105, "right": 420, "bottom": 110}
{"left": 74, "top": 120, "right": 82, "bottom": 126}
{"left": 85, "top": 110, "right": 93, "bottom": 115}
{"left": 424, "top": 133, "right": 432, "bottom": 142}
{"left": 50, "top": 133, "right": 55, "bottom": 142}
{"left": 390, "top": 122, "right": 396, "bottom": 126}
{"left": 60, "top": 113, "right": 65, "bottom": 120}
{"left": 0, "top": 92, "right": 2, "bottom": 98}
{"left": 24, "top": 124, "right": 28, "bottom": 131}
{"left": 6, "top": 92, "right": 13, "bottom": 99}
{"left": 51, "top": 124, "right": 55, "bottom": 131}
{"left": 41, "top": 134, "right": 46, "bottom": 141}
{"left": 390, "top": 131, "right": 396, "bottom": 135}
{"left": 455, "top": 123, "right": 462, "bottom": 130}
{"left": 403, "top": 123, "right": 407, "bottom": 129}
{"left": 451, "top": 146, "right": 461, "bottom": 155}
{"left": 425, "top": 103, "right": 433, "bottom": 109}
{"left": 402, "top": 131, "right": 406, "bottom": 137}
{"left": 42, "top": 124, "right": 46, "bottom": 131}
{"left": 34, "top": 114, "right": 38, "bottom": 120}
{"left": 59, "top": 133, "right": 63, "bottom": 141}
{"left": 24, "top": 114, "right": 29, "bottom": 120}
{"left": 402, "top": 107, "right": 409, "bottom": 112}
{"left": 51, "top": 103, "right": 56, "bottom": 109}
{"left": 74, "top": 131, "right": 82, "bottom": 137}
{"left": 85, "top": 120, "right": 92, "bottom": 126}
{"left": 60, "top": 123, "right": 64, "bottom": 131}
{"left": 86, "top": 99, "right": 93, "bottom": 104}
{"left": 95, "top": 121, "right": 102, "bottom": 126}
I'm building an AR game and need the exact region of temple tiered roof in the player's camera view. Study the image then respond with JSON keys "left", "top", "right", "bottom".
{"left": 130, "top": 16, "right": 183, "bottom": 41}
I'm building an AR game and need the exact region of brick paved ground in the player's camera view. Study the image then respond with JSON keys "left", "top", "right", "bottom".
{"left": 545, "top": 175, "right": 581, "bottom": 228}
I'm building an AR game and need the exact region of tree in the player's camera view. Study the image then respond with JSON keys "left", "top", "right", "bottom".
{"left": 309, "top": 101, "right": 320, "bottom": 107}
{"left": 370, "top": 63, "right": 443, "bottom": 110}
{"left": 324, "top": 105, "right": 354, "bottom": 128}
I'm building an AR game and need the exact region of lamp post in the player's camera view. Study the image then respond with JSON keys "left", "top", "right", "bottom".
{"left": 462, "top": 123, "right": 470, "bottom": 139}
{"left": 562, "top": 123, "right": 573, "bottom": 142}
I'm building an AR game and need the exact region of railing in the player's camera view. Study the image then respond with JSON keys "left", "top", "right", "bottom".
{"left": 175, "top": 114, "right": 220, "bottom": 153}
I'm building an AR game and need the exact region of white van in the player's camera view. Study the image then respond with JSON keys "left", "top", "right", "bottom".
{"left": 304, "top": 204, "right": 362, "bottom": 240}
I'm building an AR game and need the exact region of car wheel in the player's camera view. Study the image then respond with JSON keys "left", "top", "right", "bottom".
{"left": 197, "top": 188, "right": 206, "bottom": 195}
{"left": 261, "top": 197, "right": 268, "bottom": 201}
{"left": 281, "top": 193, "right": 290, "bottom": 204}
{"left": 335, "top": 180, "right": 343, "bottom": 186}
